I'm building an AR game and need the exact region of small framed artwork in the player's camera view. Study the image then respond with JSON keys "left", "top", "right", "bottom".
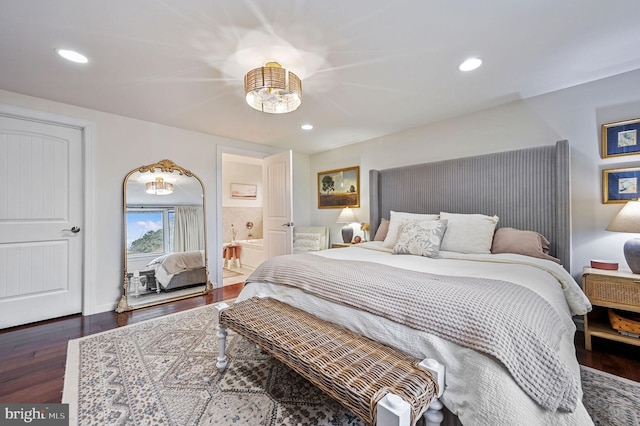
{"left": 230, "top": 183, "right": 257, "bottom": 200}
{"left": 603, "top": 167, "right": 640, "bottom": 203}
{"left": 317, "top": 166, "right": 360, "bottom": 209}
{"left": 601, "top": 118, "right": 640, "bottom": 158}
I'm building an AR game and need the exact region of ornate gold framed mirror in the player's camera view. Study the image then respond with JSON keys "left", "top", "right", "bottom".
{"left": 116, "top": 159, "right": 211, "bottom": 312}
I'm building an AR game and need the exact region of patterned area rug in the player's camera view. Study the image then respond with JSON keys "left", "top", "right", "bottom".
{"left": 222, "top": 268, "right": 242, "bottom": 279}
{"left": 580, "top": 365, "right": 640, "bottom": 426}
{"left": 63, "top": 304, "right": 639, "bottom": 425}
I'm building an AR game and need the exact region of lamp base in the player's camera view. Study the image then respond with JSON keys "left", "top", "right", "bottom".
{"left": 341, "top": 225, "right": 353, "bottom": 243}
{"left": 623, "top": 238, "right": 640, "bottom": 274}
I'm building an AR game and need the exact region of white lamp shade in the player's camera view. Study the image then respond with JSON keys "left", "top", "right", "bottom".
{"left": 607, "top": 201, "right": 640, "bottom": 233}
{"left": 337, "top": 208, "right": 358, "bottom": 224}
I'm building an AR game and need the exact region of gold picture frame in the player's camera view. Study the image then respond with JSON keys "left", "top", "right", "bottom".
{"left": 601, "top": 118, "right": 640, "bottom": 158}
{"left": 317, "top": 166, "right": 360, "bottom": 209}
{"left": 602, "top": 166, "right": 640, "bottom": 204}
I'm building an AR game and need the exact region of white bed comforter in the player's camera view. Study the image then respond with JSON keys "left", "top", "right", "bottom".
{"left": 237, "top": 242, "right": 594, "bottom": 426}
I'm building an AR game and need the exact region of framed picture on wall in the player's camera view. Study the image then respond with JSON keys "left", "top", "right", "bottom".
{"left": 317, "top": 166, "right": 360, "bottom": 209}
{"left": 231, "top": 183, "right": 257, "bottom": 200}
{"left": 603, "top": 166, "right": 640, "bottom": 203}
{"left": 601, "top": 118, "right": 640, "bottom": 158}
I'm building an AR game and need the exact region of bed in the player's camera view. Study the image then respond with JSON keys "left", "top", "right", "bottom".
{"left": 236, "top": 140, "right": 595, "bottom": 425}
{"left": 146, "top": 249, "right": 206, "bottom": 291}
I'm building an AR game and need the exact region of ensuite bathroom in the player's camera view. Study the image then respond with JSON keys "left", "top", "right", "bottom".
{"left": 221, "top": 153, "right": 266, "bottom": 285}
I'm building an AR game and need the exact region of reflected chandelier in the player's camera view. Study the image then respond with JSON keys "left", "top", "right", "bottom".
{"left": 145, "top": 177, "right": 173, "bottom": 195}
{"left": 244, "top": 62, "right": 302, "bottom": 114}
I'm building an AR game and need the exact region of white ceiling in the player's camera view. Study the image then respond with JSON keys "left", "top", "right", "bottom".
{"left": 2, "top": 1, "right": 640, "bottom": 154}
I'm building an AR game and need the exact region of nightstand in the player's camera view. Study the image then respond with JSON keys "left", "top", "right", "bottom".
{"left": 582, "top": 267, "right": 640, "bottom": 350}
{"left": 331, "top": 243, "right": 353, "bottom": 248}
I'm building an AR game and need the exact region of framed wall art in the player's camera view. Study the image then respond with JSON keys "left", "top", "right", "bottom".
{"left": 601, "top": 118, "right": 640, "bottom": 158}
{"left": 317, "top": 166, "right": 360, "bottom": 209}
{"left": 603, "top": 166, "right": 640, "bottom": 203}
{"left": 230, "top": 183, "right": 257, "bottom": 200}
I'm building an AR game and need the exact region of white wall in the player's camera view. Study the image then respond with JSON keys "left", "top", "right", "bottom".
{"left": 0, "top": 89, "right": 306, "bottom": 314}
{"left": 222, "top": 161, "right": 263, "bottom": 208}
{"left": 292, "top": 151, "right": 312, "bottom": 228}
{"left": 5, "top": 66, "right": 639, "bottom": 312}
{"left": 309, "top": 69, "right": 640, "bottom": 282}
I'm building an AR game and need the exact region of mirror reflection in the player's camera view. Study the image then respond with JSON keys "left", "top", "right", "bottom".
{"left": 116, "top": 160, "right": 210, "bottom": 312}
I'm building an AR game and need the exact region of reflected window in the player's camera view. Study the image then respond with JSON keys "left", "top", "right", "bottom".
{"left": 126, "top": 209, "right": 174, "bottom": 255}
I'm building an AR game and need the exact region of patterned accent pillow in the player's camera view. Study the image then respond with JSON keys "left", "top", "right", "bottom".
{"left": 392, "top": 219, "right": 448, "bottom": 258}
{"left": 382, "top": 211, "right": 440, "bottom": 248}
{"left": 294, "top": 232, "right": 321, "bottom": 251}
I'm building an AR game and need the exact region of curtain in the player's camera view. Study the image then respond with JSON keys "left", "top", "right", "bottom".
{"left": 174, "top": 205, "right": 204, "bottom": 252}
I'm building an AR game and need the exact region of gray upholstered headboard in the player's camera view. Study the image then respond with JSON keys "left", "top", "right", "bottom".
{"left": 369, "top": 140, "right": 571, "bottom": 270}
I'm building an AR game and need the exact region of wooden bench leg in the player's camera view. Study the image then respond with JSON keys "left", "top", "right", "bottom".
{"left": 215, "top": 303, "right": 230, "bottom": 371}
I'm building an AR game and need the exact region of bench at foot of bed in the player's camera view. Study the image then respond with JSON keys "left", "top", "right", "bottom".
{"left": 215, "top": 297, "right": 445, "bottom": 426}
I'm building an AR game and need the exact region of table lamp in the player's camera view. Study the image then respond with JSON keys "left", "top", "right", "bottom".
{"left": 337, "top": 208, "right": 358, "bottom": 243}
{"left": 606, "top": 200, "right": 640, "bottom": 273}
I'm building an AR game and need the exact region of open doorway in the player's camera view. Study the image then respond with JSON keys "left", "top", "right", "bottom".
{"left": 221, "top": 153, "right": 265, "bottom": 286}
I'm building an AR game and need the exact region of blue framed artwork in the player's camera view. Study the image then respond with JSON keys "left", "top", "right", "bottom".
{"left": 603, "top": 167, "right": 640, "bottom": 203}
{"left": 601, "top": 118, "right": 640, "bottom": 158}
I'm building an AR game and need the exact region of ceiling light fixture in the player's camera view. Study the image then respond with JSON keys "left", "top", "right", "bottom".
{"left": 244, "top": 62, "right": 302, "bottom": 114}
{"left": 459, "top": 57, "right": 482, "bottom": 72}
{"left": 301, "top": 124, "right": 313, "bottom": 130}
{"left": 55, "top": 48, "right": 88, "bottom": 64}
{"left": 145, "top": 177, "right": 174, "bottom": 195}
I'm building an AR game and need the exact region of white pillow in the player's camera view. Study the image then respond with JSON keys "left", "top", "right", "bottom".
{"left": 439, "top": 212, "right": 499, "bottom": 254}
{"left": 293, "top": 239, "right": 321, "bottom": 251}
{"left": 295, "top": 232, "right": 321, "bottom": 241}
{"left": 382, "top": 211, "right": 439, "bottom": 248}
{"left": 392, "top": 219, "right": 448, "bottom": 258}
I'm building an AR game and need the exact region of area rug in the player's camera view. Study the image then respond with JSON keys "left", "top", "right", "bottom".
{"left": 580, "top": 365, "right": 640, "bottom": 426}
{"left": 222, "top": 268, "right": 242, "bottom": 279}
{"left": 63, "top": 304, "right": 639, "bottom": 426}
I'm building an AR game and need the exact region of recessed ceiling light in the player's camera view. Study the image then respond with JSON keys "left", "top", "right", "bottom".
{"left": 459, "top": 57, "right": 482, "bottom": 72}
{"left": 301, "top": 124, "right": 313, "bottom": 130}
{"left": 55, "top": 48, "right": 88, "bottom": 64}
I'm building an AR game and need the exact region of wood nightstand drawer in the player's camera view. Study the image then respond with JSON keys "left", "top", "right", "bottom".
{"left": 331, "top": 243, "right": 352, "bottom": 248}
{"left": 584, "top": 275, "right": 640, "bottom": 308}
{"left": 582, "top": 267, "right": 640, "bottom": 351}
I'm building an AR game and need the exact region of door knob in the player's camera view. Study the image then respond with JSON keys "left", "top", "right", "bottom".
{"left": 281, "top": 222, "right": 294, "bottom": 227}
{"left": 63, "top": 226, "right": 81, "bottom": 233}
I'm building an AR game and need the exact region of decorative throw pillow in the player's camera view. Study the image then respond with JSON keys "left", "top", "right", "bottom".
{"left": 295, "top": 232, "right": 321, "bottom": 241}
{"left": 439, "top": 212, "right": 499, "bottom": 254}
{"left": 382, "top": 211, "right": 439, "bottom": 248}
{"left": 373, "top": 218, "right": 390, "bottom": 241}
{"left": 293, "top": 232, "right": 321, "bottom": 251}
{"left": 491, "top": 227, "right": 561, "bottom": 263}
{"left": 293, "top": 239, "right": 321, "bottom": 251}
{"left": 392, "top": 219, "right": 448, "bottom": 258}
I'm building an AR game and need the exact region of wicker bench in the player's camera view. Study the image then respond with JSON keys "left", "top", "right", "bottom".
{"left": 215, "top": 297, "right": 445, "bottom": 426}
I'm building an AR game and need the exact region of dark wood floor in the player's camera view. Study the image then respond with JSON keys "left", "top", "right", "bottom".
{"left": 0, "top": 283, "right": 243, "bottom": 404}
{"left": 1, "top": 281, "right": 639, "bottom": 404}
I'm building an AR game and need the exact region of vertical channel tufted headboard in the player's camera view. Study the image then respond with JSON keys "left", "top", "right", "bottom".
{"left": 369, "top": 140, "right": 571, "bottom": 271}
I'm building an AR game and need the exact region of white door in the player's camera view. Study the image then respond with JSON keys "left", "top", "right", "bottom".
{"left": 262, "top": 150, "right": 293, "bottom": 258}
{"left": 0, "top": 115, "right": 83, "bottom": 329}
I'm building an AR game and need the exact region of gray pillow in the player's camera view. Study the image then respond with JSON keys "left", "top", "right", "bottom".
{"left": 393, "top": 219, "right": 448, "bottom": 258}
